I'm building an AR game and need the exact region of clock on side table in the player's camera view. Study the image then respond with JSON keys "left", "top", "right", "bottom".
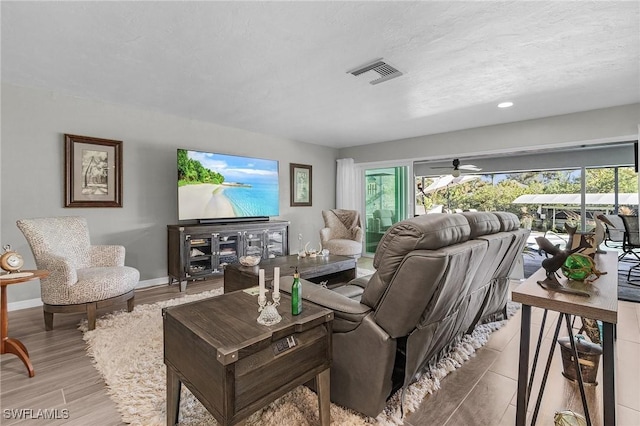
{"left": 0, "top": 245, "right": 49, "bottom": 377}
{"left": 1, "top": 244, "right": 25, "bottom": 273}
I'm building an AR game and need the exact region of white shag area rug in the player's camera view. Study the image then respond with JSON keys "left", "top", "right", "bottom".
{"left": 80, "top": 290, "right": 519, "bottom": 426}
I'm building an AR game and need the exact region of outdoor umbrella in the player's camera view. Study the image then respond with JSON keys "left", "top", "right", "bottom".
{"left": 420, "top": 175, "right": 480, "bottom": 211}
{"left": 422, "top": 174, "right": 480, "bottom": 193}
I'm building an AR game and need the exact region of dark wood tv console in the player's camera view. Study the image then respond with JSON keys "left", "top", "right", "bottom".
{"left": 167, "top": 220, "right": 289, "bottom": 291}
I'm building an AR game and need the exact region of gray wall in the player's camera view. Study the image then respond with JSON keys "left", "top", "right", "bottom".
{"left": 1, "top": 84, "right": 338, "bottom": 304}
{"left": 339, "top": 104, "right": 640, "bottom": 163}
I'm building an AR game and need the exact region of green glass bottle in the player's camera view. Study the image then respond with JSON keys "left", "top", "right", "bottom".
{"left": 291, "top": 268, "right": 302, "bottom": 315}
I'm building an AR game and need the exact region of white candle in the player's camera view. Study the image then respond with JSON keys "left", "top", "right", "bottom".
{"left": 258, "top": 269, "right": 265, "bottom": 298}
{"left": 273, "top": 267, "right": 280, "bottom": 295}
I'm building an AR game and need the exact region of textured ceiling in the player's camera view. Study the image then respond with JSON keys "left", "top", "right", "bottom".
{"left": 2, "top": 1, "right": 639, "bottom": 148}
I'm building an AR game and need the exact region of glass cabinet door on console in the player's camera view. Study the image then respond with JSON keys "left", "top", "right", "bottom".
{"left": 266, "top": 229, "right": 286, "bottom": 258}
{"left": 216, "top": 232, "right": 240, "bottom": 270}
{"left": 186, "top": 235, "right": 214, "bottom": 276}
{"left": 243, "top": 231, "right": 264, "bottom": 258}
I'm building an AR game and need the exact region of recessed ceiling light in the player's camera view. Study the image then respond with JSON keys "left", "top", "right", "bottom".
{"left": 498, "top": 101, "right": 514, "bottom": 108}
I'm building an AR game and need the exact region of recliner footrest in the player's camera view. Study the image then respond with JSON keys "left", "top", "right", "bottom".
{"left": 332, "top": 284, "right": 365, "bottom": 300}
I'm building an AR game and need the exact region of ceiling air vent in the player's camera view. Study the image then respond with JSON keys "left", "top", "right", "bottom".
{"left": 347, "top": 58, "right": 403, "bottom": 85}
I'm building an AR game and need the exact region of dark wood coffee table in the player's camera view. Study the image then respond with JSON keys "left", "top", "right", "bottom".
{"left": 224, "top": 254, "right": 357, "bottom": 293}
{"left": 163, "top": 290, "right": 333, "bottom": 426}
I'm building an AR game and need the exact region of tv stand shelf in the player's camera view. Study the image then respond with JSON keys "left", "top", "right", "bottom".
{"left": 167, "top": 220, "right": 289, "bottom": 291}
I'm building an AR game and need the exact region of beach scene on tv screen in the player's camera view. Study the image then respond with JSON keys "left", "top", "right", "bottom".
{"left": 178, "top": 149, "right": 279, "bottom": 220}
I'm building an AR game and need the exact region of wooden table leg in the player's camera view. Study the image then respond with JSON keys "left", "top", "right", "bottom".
{"left": 1, "top": 286, "right": 35, "bottom": 377}
{"left": 515, "top": 304, "right": 531, "bottom": 426}
{"left": 1, "top": 286, "right": 8, "bottom": 354}
{"left": 166, "top": 366, "right": 181, "bottom": 426}
{"left": 3, "top": 338, "right": 34, "bottom": 377}
{"left": 316, "top": 368, "right": 331, "bottom": 426}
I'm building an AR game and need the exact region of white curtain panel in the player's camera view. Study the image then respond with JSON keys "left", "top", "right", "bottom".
{"left": 336, "top": 158, "right": 358, "bottom": 210}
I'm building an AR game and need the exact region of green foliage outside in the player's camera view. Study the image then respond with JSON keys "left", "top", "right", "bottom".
{"left": 177, "top": 149, "right": 225, "bottom": 187}
{"left": 584, "top": 168, "right": 638, "bottom": 193}
{"left": 415, "top": 168, "right": 638, "bottom": 226}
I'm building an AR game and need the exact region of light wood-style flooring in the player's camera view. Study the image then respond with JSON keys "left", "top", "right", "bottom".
{"left": 1, "top": 260, "right": 639, "bottom": 425}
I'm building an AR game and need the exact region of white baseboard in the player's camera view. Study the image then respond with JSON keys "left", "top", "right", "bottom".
{"left": 137, "top": 276, "right": 170, "bottom": 289}
{"left": 7, "top": 276, "right": 171, "bottom": 312}
{"left": 7, "top": 298, "right": 43, "bottom": 311}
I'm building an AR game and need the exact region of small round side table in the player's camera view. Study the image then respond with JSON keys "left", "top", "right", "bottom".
{"left": 0, "top": 270, "right": 49, "bottom": 377}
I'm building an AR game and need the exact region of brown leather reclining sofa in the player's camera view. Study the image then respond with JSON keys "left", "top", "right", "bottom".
{"left": 281, "top": 211, "right": 528, "bottom": 417}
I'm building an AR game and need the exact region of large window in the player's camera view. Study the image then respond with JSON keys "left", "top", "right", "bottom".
{"left": 416, "top": 170, "right": 583, "bottom": 219}
{"left": 414, "top": 141, "right": 637, "bottom": 225}
{"left": 414, "top": 166, "right": 638, "bottom": 234}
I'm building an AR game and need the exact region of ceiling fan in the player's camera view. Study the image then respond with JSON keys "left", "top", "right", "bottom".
{"left": 433, "top": 159, "right": 482, "bottom": 177}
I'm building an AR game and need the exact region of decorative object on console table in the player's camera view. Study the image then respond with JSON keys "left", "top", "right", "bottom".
{"left": 535, "top": 236, "right": 591, "bottom": 297}
{"left": 64, "top": 134, "right": 122, "bottom": 207}
{"left": 565, "top": 214, "right": 615, "bottom": 258}
{"left": 304, "top": 242, "right": 322, "bottom": 258}
{"left": 290, "top": 163, "right": 312, "bottom": 206}
{"left": 561, "top": 253, "right": 606, "bottom": 282}
{"left": 565, "top": 222, "right": 597, "bottom": 258}
{"left": 257, "top": 267, "right": 282, "bottom": 326}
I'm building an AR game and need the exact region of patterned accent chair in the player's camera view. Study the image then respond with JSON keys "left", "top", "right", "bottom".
{"left": 17, "top": 216, "right": 139, "bottom": 330}
{"left": 320, "top": 209, "right": 363, "bottom": 257}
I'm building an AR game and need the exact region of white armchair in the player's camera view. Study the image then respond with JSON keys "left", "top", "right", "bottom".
{"left": 17, "top": 216, "right": 139, "bottom": 330}
{"left": 320, "top": 209, "right": 363, "bottom": 257}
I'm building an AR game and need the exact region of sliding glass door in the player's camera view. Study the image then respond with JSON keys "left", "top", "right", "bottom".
{"left": 363, "top": 166, "right": 408, "bottom": 254}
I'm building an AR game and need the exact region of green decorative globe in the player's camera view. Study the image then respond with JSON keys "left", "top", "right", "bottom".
{"left": 561, "top": 253, "right": 594, "bottom": 281}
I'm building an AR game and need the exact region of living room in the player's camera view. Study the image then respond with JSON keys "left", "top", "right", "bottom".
{"left": 1, "top": 2, "right": 639, "bottom": 425}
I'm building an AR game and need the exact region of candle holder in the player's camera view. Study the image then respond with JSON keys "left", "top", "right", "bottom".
{"left": 257, "top": 292, "right": 282, "bottom": 326}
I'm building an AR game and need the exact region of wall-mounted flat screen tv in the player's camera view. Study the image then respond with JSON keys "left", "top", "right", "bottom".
{"left": 177, "top": 149, "right": 279, "bottom": 222}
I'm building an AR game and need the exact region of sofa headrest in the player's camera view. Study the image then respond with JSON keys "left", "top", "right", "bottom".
{"left": 460, "top": 212, "right": 501, "bottom": 238}
{"left": 373, "top": 213, "right": 470, "bottom": 269}
{"left": 492, "top": 212, "right": 521, "bottom": 231}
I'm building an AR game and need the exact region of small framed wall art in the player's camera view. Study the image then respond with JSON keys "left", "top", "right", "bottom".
{"left": 64, "top": 134, "right": 123, "bottom": 207}
{"left": 290, "top": 163, "right": 312, "bottom": 207}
